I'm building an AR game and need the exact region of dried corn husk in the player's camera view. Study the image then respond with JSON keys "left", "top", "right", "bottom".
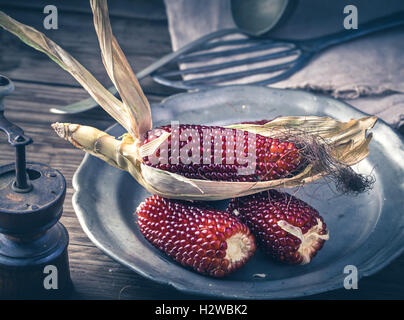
{"left": 52, "top": 114, "right": 376, "bottom": 200}
{"left": 0, "top": 1, "right": 377, "bottom": 201}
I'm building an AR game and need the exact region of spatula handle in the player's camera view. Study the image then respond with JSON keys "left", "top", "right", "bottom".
{"left": 304, "top": 11, "right": 404, "bottom": 52}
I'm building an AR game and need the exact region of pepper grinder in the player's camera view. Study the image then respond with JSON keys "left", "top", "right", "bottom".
{"left": 0, "top": 75, "right": 71, "bottom": 298}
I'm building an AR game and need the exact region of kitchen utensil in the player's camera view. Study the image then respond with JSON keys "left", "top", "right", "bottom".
{"left": 231, "top": 0, "right": 292, "bottom": 36}
{"left": 0, "top": 75, "right": 71, "bottom": 298}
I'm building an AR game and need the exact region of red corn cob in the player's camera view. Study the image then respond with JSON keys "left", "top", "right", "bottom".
{"left": 142, "top": 124, "right": 301, "bottom": 182}
{"left": 136, "top": 195, "right": 256, "bottom": 277}
{"left": 227, "top": 190, "right": 329, "bottom": 265}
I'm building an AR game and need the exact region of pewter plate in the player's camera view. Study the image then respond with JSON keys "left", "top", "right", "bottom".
{"left": 72, "top": 86, "right": 404, "bottom": 299}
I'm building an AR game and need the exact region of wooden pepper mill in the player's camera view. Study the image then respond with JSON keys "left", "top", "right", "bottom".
{"left": 0, "top": 75, "right": 71, "bottom": 298}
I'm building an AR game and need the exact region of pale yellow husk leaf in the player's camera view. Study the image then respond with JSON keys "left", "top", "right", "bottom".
{"left": 89, "top": 0, "right": 151, "bottom": 139}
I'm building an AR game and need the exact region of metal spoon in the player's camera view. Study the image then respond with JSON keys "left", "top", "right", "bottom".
{"left": 231, "top": 0, "right": 292, "bottom": 36}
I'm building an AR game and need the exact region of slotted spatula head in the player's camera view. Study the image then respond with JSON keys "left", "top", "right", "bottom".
{"left": 151, "top": 29, "right": 308, "bottom": 90}
{"left": 152, "top": 10, "right": 404, "bottom": 90}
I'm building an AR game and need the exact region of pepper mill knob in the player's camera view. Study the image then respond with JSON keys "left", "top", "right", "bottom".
{"left": 0, "top": 75, "right": 71, "bottom": 298}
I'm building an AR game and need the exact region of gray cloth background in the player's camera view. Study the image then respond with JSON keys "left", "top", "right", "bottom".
{"left": 163, "top": 0, "right": 404, "bottom": 128}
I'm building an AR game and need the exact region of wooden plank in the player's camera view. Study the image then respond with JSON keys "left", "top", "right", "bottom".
{"left": 67, "top": 244, "right": 206, "bottom": 300}
{"left": 1, "top": 0, "right": 167, "bottom": 21}
{"left": 0, "top": 5, "right": 180, "bottom": 96}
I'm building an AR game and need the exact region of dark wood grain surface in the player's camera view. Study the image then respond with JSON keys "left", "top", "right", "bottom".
{"left": 0, "top": 0, "right": 403, "bottom": 300}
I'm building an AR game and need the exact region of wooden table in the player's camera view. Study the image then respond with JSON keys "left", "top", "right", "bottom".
{"left": 1, "top": 0, "right": 403, "bottom": 300}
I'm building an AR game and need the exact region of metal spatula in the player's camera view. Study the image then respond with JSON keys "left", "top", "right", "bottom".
{"left": 52, "top": 12, "right": 404, "bottom": 114}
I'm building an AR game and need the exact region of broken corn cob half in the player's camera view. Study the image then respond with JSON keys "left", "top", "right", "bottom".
{"left": 227, "top": 190, "right": 329, "bottom": 265}
{"left": 137, "top": 195, "right": 256, "bottom": 277}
